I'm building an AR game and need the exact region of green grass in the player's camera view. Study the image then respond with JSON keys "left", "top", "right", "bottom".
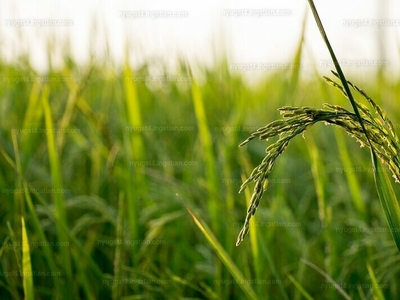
{"left": 1, "top": 21, "right": 400, "bottom": 300}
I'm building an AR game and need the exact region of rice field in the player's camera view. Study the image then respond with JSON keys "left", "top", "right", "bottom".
{"left": 1, "top": 5, "right": 400, "bottom": 300}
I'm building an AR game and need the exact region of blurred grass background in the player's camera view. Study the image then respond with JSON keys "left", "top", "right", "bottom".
{"left": 1, "top": 32, "right": 400, "bottom": 299}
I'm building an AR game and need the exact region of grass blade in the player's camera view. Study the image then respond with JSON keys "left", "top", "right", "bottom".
{"left": 123, "top": 60, "right": 145, "bottom": 250}
{"left": 366, "top": 263, "right": 385, "bottom": 300}
{"left": 301, "top": 259, "right": 351, "bottom": 300}
{"left": 307, "top": 137, "right": 338, "bottom": 278}
{"left": 286, "top": 273, "right": 314, "bottom": 300}
{"left": 372, "top": 156, "right": 400, "bottom": 250}
{"left": 242, "top": 173, "right": 261, "bottom": 295}
{"left": 42, "top": 85, "right": 73, "bottom": 292}
{"left": 181, "top": 198, "right": 258, "bottom": 300}
{"left": 191, "top": 77, "right": 221, "bottom": 234}
{"left": 8, "top": 132, "right": 63, "bottom": 293}
{"left": 334, "top": 130, "right": 366, "bottom": 219}
{"left": 21, "top": 216, "right": 34, "bottom": 300}
{"left": 113, "top": 192, "right": 124, "bottom": 300}
{"left": 307, "top": 0, "right": 367, "bottom": 135}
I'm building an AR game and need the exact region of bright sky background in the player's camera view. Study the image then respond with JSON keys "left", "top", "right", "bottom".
{"left": 1, "top": 0, "right": 399, "bottom": 80}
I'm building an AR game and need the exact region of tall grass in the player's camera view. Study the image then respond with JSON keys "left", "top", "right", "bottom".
{"left": 42, "top": 85, "right": 73, "bottom": 294}
{"left": 1, "top": 14, "right": 400, "bottom": 300}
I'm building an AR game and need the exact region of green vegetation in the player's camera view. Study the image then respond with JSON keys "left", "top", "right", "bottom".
{"left": 1, "top": 7, "right": 400, "bottom": 300}
{"left": 236, "top": 1, "right": 400, "bottom": 256}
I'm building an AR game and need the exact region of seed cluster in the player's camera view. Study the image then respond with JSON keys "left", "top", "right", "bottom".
{"left": 236, "top": 76, "right": 400, "bottom": 246}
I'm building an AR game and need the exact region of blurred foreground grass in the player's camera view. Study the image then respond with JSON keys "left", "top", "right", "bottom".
{"left": 1, "top": 48, "right": 400, "bottom": 299}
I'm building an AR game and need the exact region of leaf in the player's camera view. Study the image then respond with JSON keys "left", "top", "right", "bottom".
{"left": 372, "top": 156, "right": 400, "bottom": 251}
{"left": 181, "top": 198, "right": 258, "bottom": 300}
{"left": 366, "top": 263, "right": 385, "bottom": 300}
{"left": 21, "top": 216, "right": 34, "bottom": 300}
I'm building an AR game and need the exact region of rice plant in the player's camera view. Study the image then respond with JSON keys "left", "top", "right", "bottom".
{"left": 2, "top": 1, "right": 400, "bottom": 299}
{"left": 236, "top": 72, "right": 400, "bottom": 246}
{"left": 236, "top": 0, "right": 400, "bottom": 257}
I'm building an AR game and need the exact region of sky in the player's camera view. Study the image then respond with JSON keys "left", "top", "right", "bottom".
{"left": 1, "top": 0, "right": 399, "bottom": 80}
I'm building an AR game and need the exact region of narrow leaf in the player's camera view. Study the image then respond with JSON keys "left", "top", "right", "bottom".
{"left": 181, "top": 197, "right": 258, "bottom": 300}
{"left": 21, "top": 216, "right": 34, "bottom": 300}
